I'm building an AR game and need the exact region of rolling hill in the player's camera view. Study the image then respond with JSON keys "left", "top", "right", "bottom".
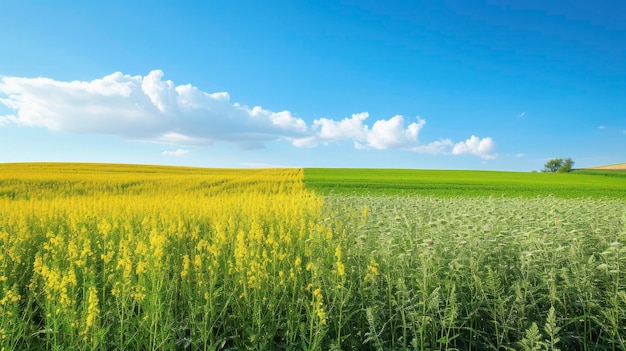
{"left": 586, "top": 163, "right": 626, "bottom": 170}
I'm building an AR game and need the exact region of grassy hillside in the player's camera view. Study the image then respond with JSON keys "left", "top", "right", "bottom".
{"left": 574, "top": 169, "right": 626, "bottom": 178}
{"left": 304, "top": 168, "right": 626, "bottom": 199}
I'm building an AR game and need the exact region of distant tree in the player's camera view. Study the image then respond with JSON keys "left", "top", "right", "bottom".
{"left": 559, "top": 158, "right": 574, "bottom": 173}
{"left": 543, "top": 158, "right": 574, "bottom": 173}
{"left": 543, "top": 158, "right": 563, "bottom": 173}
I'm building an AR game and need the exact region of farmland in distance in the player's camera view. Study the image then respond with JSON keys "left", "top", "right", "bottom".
{"left": 304, "top": 168, "right": 626, "bottom": 198}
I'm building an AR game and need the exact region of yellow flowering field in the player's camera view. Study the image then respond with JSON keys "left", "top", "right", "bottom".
{"left": 0, "top": 163, "right": 346, "bottom": 350}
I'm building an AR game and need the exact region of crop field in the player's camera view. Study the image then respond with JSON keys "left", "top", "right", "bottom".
{"left": 1, "top": 163, "right": 625, "bottom": 350}
{"left": 585, "top": 163, "right": 626, "bottom": 171}
{"left": 305, "top": 168, "right": 626, "bottom": 198}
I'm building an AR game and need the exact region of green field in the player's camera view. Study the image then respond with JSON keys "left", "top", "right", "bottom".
{"left": 304, "top": 168, "right": 626, "bottom": 198}
{"left": 573, "top": 169, "right": 626, "bottom": 178}
{"left": 304, "top": 167, "right": 626, "bottom": 350}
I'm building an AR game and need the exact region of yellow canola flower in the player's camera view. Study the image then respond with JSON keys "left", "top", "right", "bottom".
{"left": 294, "top": 257, "right": 302, "bottom": 271}
{"left": 0, "top": 286, "right": 21, "bottom": 305}
{"left": 194, "top": 254, "right": 203, "bottom": 270}
{"left": 0, "top": 164, "right": 328, "bottom": 343}
{"left": 82, "top": 286, "right": 99, "bottom": 338}
{"left": 136, "top": 260, "right": 148, "bottom": 275}
{"left": 181, "top": 254, "right": 190, "bottom": 278}
{"left": 311, "top": 287, "right": 327, "bottom": 325}
{"left": 101, "top": 250, "right": 115, "bottom": 265}
{"left": 364, "top": 258, "right": 380, "bottom": 282}
{"left": 335, "top": 244, "right": 345, "bottom": 278}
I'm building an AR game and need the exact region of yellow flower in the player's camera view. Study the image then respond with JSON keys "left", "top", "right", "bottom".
{"left": 181, "top": 254, "right": 190, "bottom": 278}
{"left": 294, "top": 257, "right": 302, "bottom": 272}
{"left": 101, "top": 250, "right": 115, "bottom": 265}
{"left": 310, "top": 287, "right": 327, "bottom": 325}
{"left": 194, "top": 254, "right": 202, "bottom": 270}
{"left": 317, "top": 309, "right": 327, "bottom": 325}
{"left": 136, "top": 260, "right": 148, "bottom": 275}
{"left": 82, "top": 286, "right": 100, "bottom": 338}
{"left": 337, "top": 262, "right": 345, "bottom": 277}
{"left": 364, "top": 258, "right": 380, "bottom": 282}
{"left": 335, "top": 244, "right": 345, "bottom": 277}
{"left": 0, "top": 286, "right": 20, "bottom": 305}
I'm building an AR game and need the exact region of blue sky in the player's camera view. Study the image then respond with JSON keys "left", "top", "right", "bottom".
{"left": 1, "top": 1, "right": 624, "bottom": 170}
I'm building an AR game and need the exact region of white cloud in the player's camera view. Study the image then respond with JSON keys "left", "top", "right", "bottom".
{"left": 313, "top": 112, "right": 370, "bottom": 144}
{"left": 452, "top": 135, "right": 497, "bottom": 159}
{"left": 155, "top": 132, "right": 212, "bottom": 146}
{"left": 0, "top": 72, "right": 160, "bottom": 133}
{"left": 599, "top": 125, "right": 606, "bottom": 129}
{"left": 0, "top": 70, "right": 307, "bottom": 149}
{"left": 162, "top": 149, "right": 190, "bottom": 157}
{"left": 0, "top": 114, "right": 14, "bottom": 126}
{"left": 249, "top": 106, "right": 307, "bottom": 133}
{"left": 367, "top": 115, "right": 424, "bottom": 149}
{"left": 0, "top": 70, "right": 497, "bottom": 159}
{"left": 295, "top": 113, "right": 427, "bottom": 151}
{"left": 515, "top": 153, "right": 525, "bottom": 158}
{"left": 412, "top": 139, "right": 454, "bottom": 154}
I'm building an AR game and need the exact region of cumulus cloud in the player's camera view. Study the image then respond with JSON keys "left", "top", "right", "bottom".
{"left": 0, "top": 70, "right": 307, "bottom": 149}
{"left": 367, "top": 115, "right": 424, "bottom": 149}
{"left": 0, "top": 70, "right": 497, "bottom": 159}
{"left": 412, "top": 139, "right": 454, "bottom": 154}
{"left": 0, "top": 115, "right": 12, "bottom": 126}
{"left": 452, "top": 135, "right": 497, "bottom": 159}
{"left": 316, "top": 112, "right": 370, "bottom": 143}
{"left": 294, "top": 112, "right": 427, "bottom": 150}
{"left": 162, "top": 149, "right": 190, "bottom": 157}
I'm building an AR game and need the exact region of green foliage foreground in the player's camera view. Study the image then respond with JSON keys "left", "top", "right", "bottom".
{"left": 324, "top": 195, "right": 626, "bottom": 350}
